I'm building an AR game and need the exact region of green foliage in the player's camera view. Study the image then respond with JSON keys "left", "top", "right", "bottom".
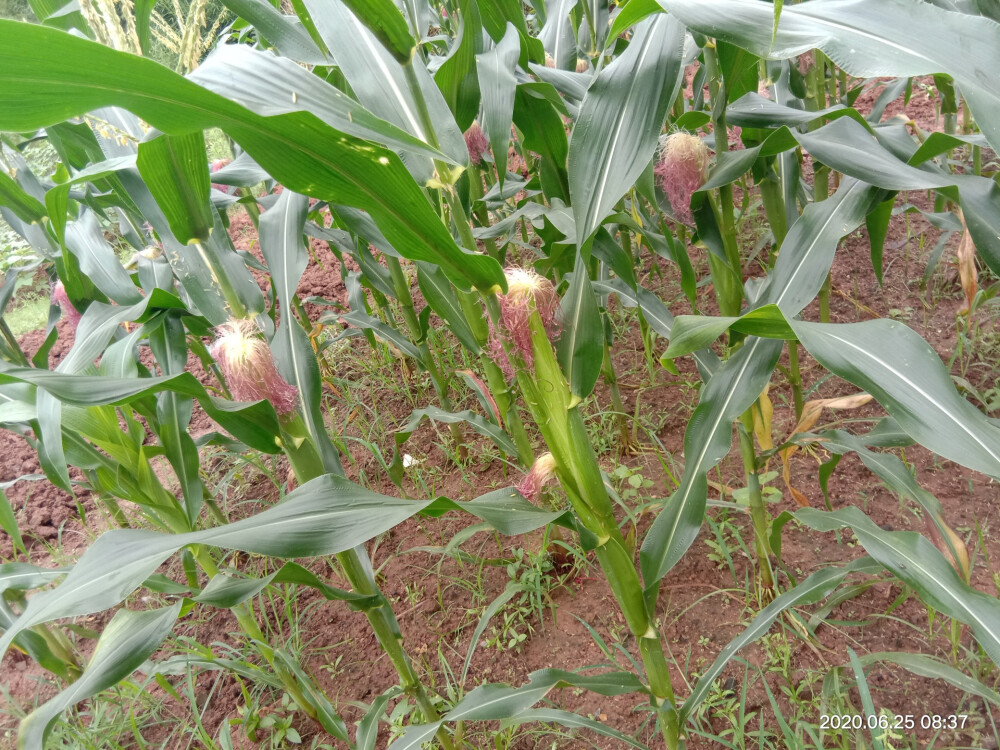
{"left": 1, "top": 0, "right": 999, "bottom": 748}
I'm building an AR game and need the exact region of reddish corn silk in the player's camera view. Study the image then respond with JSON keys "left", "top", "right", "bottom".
{"left": 488, "top": 269, "right": 560, "bottom": 379}
{"left": 210, "top": 320, "right": 299, "bottom": 415}
{"left": 516, "top": 453, "right": 558, "bottom": 503}
{"left": 654, "top": 132, "right": 710, "bottom": 226}
{"left": 51, "top": 281, "right": 81, "bottom": 327}
{"left": 210, "top": 158, "right": 232, "bottom": 193}
{"left": 464, "top": 122, "right": 489, "bottom": 166}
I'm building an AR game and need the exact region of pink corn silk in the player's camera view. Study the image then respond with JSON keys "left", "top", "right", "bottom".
{"left": 210, "top": 320, "right": 299, "bottom": 415}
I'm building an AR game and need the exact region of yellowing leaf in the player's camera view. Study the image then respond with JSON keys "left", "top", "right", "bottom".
{"left": 780, "top": 392, "right": 873, "bottom": 506}
{"left": 752, "top": 384, "right": 774, "bottom": 452}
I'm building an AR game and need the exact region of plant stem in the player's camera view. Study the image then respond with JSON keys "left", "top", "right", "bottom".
{"left": 787, "top": 341, "right": 804, "bottom": 421}
{"left": 704, "top": 43, "right": 744, "bottom": 319}
{"left": 192, "top": 544, "right": 320, "bottom": 722}
{"left": 602, "top": 340, "right": 635, "bottom": 453}
{"left": 493, "top": 298, "right": 680, "bottom": 747}
{"left": 386, "top": 255, "right": 466, "bottom": 458}
{"left": 814, "top": 165, "right": 832, "bottom": 322}
{"left": 737, "top": 411, "right": 774, "bottom": 593}
{"left": 280, "top": 430, "right": 455, "bottom": 748}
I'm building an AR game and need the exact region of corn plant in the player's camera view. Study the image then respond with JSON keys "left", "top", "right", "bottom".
{"left": 2, "top": 0, "right": 1000, "bottom": 748}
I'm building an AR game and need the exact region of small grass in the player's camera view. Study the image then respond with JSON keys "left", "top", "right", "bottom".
{"left": 5, "top": 292, "right": 48, "bottom": 337}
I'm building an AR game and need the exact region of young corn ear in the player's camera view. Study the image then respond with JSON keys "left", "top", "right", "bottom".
{"left": 210, "top": 319, "right": 298, "bottom": 414}
{"left": 51, "top": 281, "right": 81, "bottom": 327}
{"left": 516, "top": 453, "right": 558, "bottom": 503}
{"left": 488, "top": 268, "right": 560, "bottom": 379}
{"left": 654, "top": 132, "right": 710, "bottom": 225}
{"left": 464, "top": 122, "right": 489, "bottom": 166}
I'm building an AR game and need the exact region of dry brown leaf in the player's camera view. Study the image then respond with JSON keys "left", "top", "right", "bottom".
{"left": 925, "top": 514, "right": 971, "bottom": 582}
{"left": 780, "top": 392, "right": 874, "bottom": 507}
{"left": 956, "top": 219, "right": 977, "bottom": 316}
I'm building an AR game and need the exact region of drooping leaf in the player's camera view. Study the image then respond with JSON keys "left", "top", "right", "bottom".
{"left": 656, "top": 0, "right": 1000, "bottom": 152}
{"left": 0, "top": 20, "right": 503, "bottom": 292}
{"left": 679, "top": 557, "right": 879, "bottom": 724}
{"left": 798, "top": 506, "right": 1000, "bottom": 668}
{"left": 791, "top": 319, "right": 1000, "bottom": 479}
{"left": 19, "top": 604, "right": 181, "bottom": 750}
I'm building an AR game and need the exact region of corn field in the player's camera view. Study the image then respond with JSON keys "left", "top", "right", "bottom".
{"left": 1, "top": 0, "right": 1000, "bottom": 748}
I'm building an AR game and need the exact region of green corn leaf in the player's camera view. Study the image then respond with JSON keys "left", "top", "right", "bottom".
{"left": 19, "top": 603, "right": 181, "bottom": 750}
{"left": 392, "top": 406, "right": 519, "bottom": 473}
{"left": 678, "top": 557, "right": 878, "bottom": 724}
{"left": 193, "top": 561, "right": 377, "bottom": 609}
{"left": 501, "top": 709, "right": 648, "bottom": 748}
{"left": 338, "top": 0, "right": 415, "bottom": 63}
{"left": 0, "top": 475, "right": 433, "bottom": 657}
{"left": 955, "top": 175, "right": 1000, "bottom": 277}
{"left": 791, "top": 319, "right": 1000, "bottom": 479}
{"left": 330, "top": 310, "right": 423, "bottom": 360}
{"left": 0, "top": 497, "right": 26, "bottom": 557}
{"left": 557, "top": 260, "right": 602, "bottom": 399}
{"left": 762, "top": 178, "right": 882, "bottom": 316}
{"left": 388, "top": 668, "right": 648, "bottom": 749}
{"left": 63, "top": 210, "right": 144, "bottom": 305}
{"left": 416, "top": 262, "right": 482, "bottom": 354}
{"left": 0, "top": 20, "right": 502, "bottom": 292}
{"left": 259, "top": 189, "right": 343, "bottom": 475}
{"left": 640, "top": 337, "right": 783, "bottom": 585}
{"left": 726, "top": 92, "right": 857, "bottom": 129}
{"left": 476, "top": 23, "right": 520, "bottom": 187}
{"left": 568, "top": 13, "right": 685, "bottom": 245}
{"left": 0, "top": 168, "right": 46, "bottom": 223}
{"left": 217, "top": 0, "right": 329, "bottom": 63}
{"left": 855, "top": 652, "right": 1000, "bottom": 707}
{"left": 798, "top": 506, "right": 1000, "bottom": 668}
{"left": 538, "top": 0, "right": 578, "bottom": 69}
{"left": 435, "top": 0, "right": 482, "bottom": 131}
{"left": 0, "top": 475, "right": 563, "bottom": 659}
{"left": 606, "top": 0, "right": 660, "bottom": 42}
{"left": 663, "top": 304, "right": 795, "bottom": 359}
{"left": 189, "top": 44, "right": 453, "bottom": 164}
{"left": 136, "top": 131, "right": 214, "bottom": 245}
{"left": 478, "top": 0, "right": 544, "bottom": 64}
{"left": 149, "top": 313, "right": 204, "bottom": 525}
{"left": 273, "top": 649, "right": 352, "bottom": 741}
{"left": 865, "top": 195, "right": 895, "bottom": 284}
{"left": 0, "top": 365, "right": 284, "bottom": 454}
{"left": 301, "top": 0, "right": 467, "bottom": 172}
{"left": 656, "top": 0, "right": 1000, "bottom": 153}
{"left": 658, "top": 306, "right": 1000, "bottom": 482}
{"left": 514, "top": 82, "right": 570, "bottom": 201}
{"left": 423, "top": 488, "right": 569, "bottom": 536}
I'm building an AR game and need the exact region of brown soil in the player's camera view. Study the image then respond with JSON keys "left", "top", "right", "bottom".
{"left": 2, "top": 79, "right": 1000, "bottom": 750}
